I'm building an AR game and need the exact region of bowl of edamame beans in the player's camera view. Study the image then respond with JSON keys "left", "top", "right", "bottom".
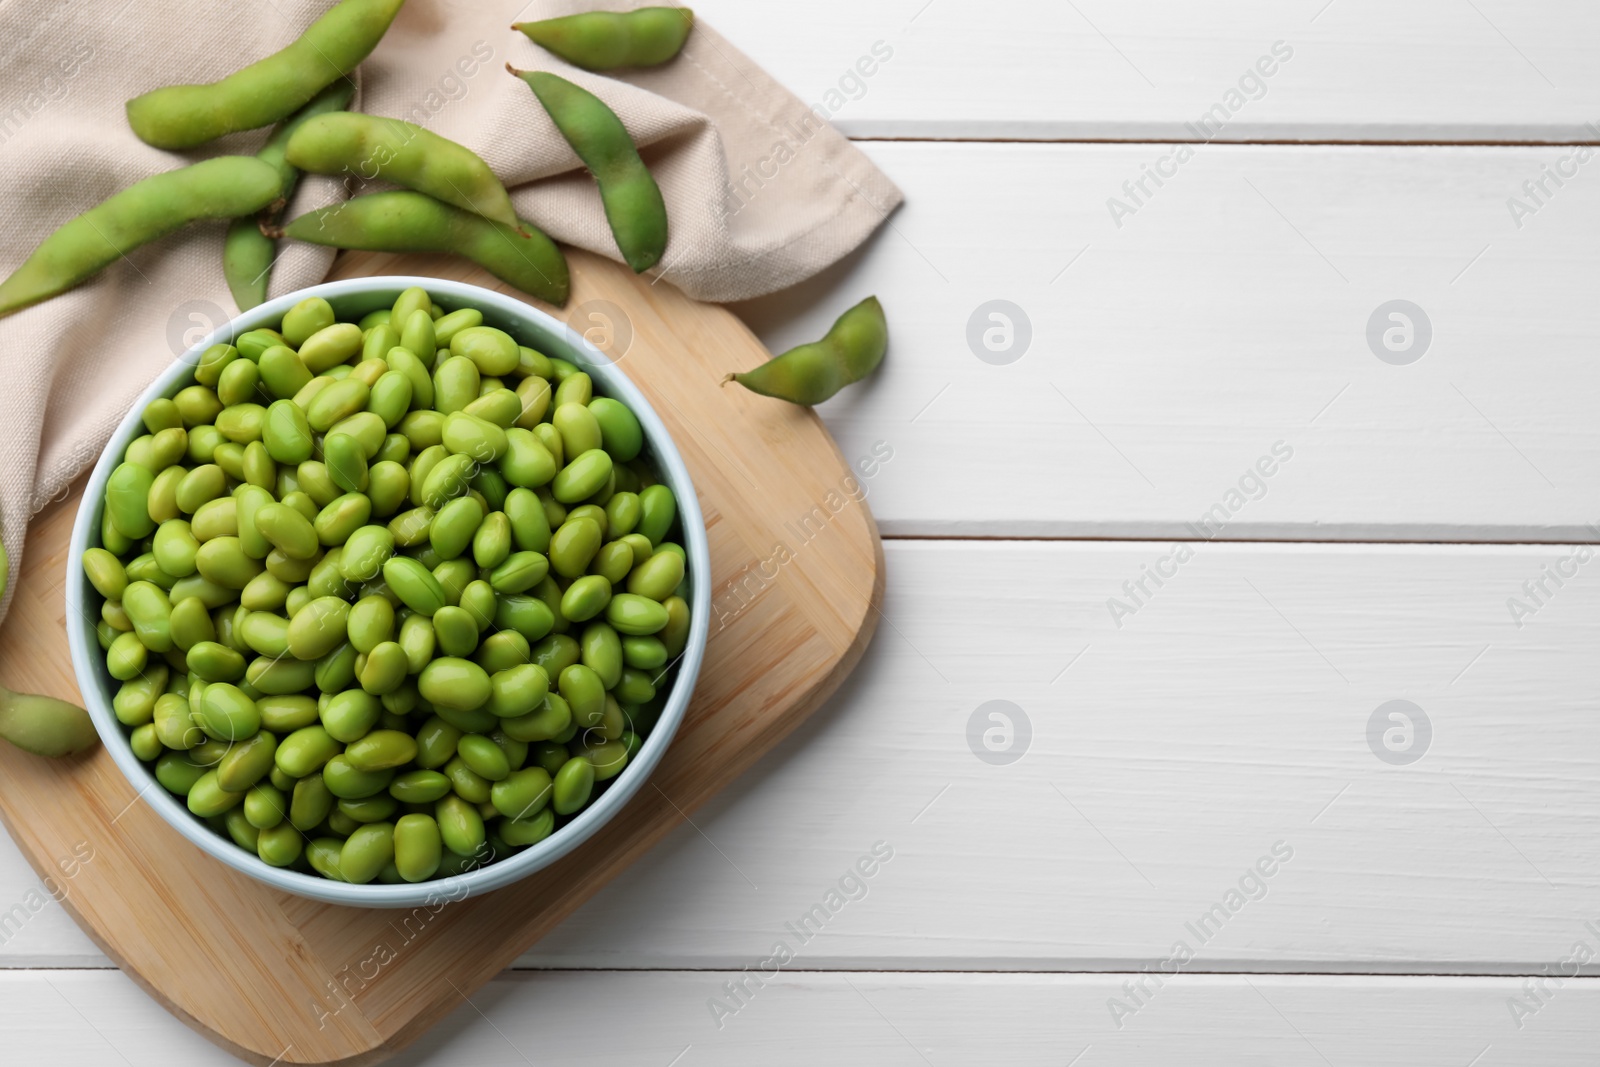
{"left": 64, "top": 276, "right": 710, "bottom": 907}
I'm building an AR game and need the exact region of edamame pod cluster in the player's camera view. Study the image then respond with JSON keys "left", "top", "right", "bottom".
{"left": 83, "top": 286, "right": 692, "bottom": 884}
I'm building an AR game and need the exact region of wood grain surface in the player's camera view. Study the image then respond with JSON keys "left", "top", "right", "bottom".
{"left": 0, "top": 249, "right": 884, "bottom": 1066}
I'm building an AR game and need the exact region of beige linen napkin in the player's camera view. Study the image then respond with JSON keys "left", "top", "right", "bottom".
{"left": 0, "top": 0, "right": 901, "bottom": 622}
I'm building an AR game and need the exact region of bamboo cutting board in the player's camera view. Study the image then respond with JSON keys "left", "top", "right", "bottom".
{"left": 0, "top": 248, "right": 883, "bottom": 1065}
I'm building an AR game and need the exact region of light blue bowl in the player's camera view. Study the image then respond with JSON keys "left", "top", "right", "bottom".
{"left": 65, "top": 277, "right": 710, "bottom": 907}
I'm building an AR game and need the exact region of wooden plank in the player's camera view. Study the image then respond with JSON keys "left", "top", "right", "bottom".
{"left": 2, "top": 969, "right": 1596, "bottom": 1065}
{"left": 0, "top": 249, "right": 883, "bottom": 1066}
{"left": 7, "top": 541, "right": 1596, "bottom": 973}
{"left": 694, "top": 0, "right": 1600, "bottom": 142}
{"left": 733, "top": 141, "right": 1600, "bottom": 540}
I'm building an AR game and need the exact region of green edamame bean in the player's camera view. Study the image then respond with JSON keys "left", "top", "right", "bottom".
{"left": 487, "top": 663, "right": 550, "bottom": 719}
{"left": 442, "top": 411, "right": 509, "bottom": 463}
{"left": 449, "top": 326, "right": 520, "bottom": 377}
{"left": 290, "top": 774, "right": 336, "bottom": 831}
{"left": 490, "top": 765, "right": 552, "bottom": 821}
{"left": 321, "top": 688, "right": 381, "bottom": 743}
{"left": 553, "top": 371, "right": 592, "bottom": 409}
{"left": 591, "top": 540, "right": 634, "bottom": 585}
{"left": 436, "top": 795, "right": 485, "bottom": 857}
{"left": 126, "top": 0, "right": 404, "bottom": 149}
{"left": 347, "top": 595, "right": 395, "bottom": 653}
{"left": 217, "top": 359, "right": 262, "bottom": 408}
{"left": 513, "top": 7, "right": 693, "bottom": 70}
{"left": 254, "top": 501, "right": 319, "bottom": 560}
{"left": 314, "top": 492, "right": 373, "bottom": 547}
{"left": 476, "top": 631, "right": 530, "bottom": 675}
{"left": 393, "top": 813, "right": 442, "bottom": 881}
{"left": 151, "top": 520, "right": 198, "bottom": 578}
{"left": 551, "top": 756, "right": 595, "bottom": 815}
{"left": 367, "top": 460, "right": 410, "bottom": 518}
{"left": 456, "top": 733, "right": 509, "bottom": 781}
{"left": 390, "top": 769, "right": 453, "bottom": 804}
{"left": 500, "top": 692, "right": 571, "bottom": 743}
{"left": 340, "top": 524, "right": 395, "bottom": 582}
{"left": 552, "top": 448, "right": 614, "bottom": 504}
{"left": 198, "top": 683, "right": 259, "bottom": 742}
{"left": 580, "top": 622, "right": 623, "bottom": 689}
{"left": 323, "top": 754, "right": 394, "bottom": 799}
{"left": 285, "top": 191, "right": 570, "bottom": 307}
{"left": 285, "top": 596, "right": 350, "bottom": 659}
{"left": 343, "top": 729, "right": 418, "bottom": 773}
{"left": 500, "top": 427, "right": 557, "bottom": 489}
{"left": 509, "top": 70, "right": 667, "bottom": 273}
{"left": 247, "top": 653, "right": 318, "bottom": 695}
{"left": 307, "top": 377, "right": 371, "bottom": 433}
{"left": 170, "top": 595, "right": 218, "bottom": 652}
{"left": 259, "top": 345, "right": 314, "bottom": 401}
{"left": 659, "top": 595, "right": 691, "bottom": 657}
{"left": 187, "top": 770, "right": 245, "bottom": 817}
{"left": 257, "top": 823, "right": 303, "bottom": 867}
{"left": 588, "top": 397, "right": 644, "bottom": 462}
{"left": 288, "top": 113, "right": 522, "bottom": 233}
{"left": 432, "top": 354, "right": 478, "bottom": 416}
{"left": 217, "top": 730, "right": 277, "bottom": 791}
{"left": 415, "top": 715, "right": 461, "bottom": 770}
{"left": 549, "top": 516, "right": 602, "bottom": 579}
{"left": 606, "top": 592, "right": 670, "bottom": 636}
{"left": 430, "top": 606, "right": 478, "bottom": 659}
{"left": 106, "top": 461, "right": 156, "bottom": 539}
{"left": 621, "top": 634, "right": 668, "bottom": 671}
{"left": 726, "top": 296, "right": 888, "bottom": 405}
{"left": 430, "top": 309, "right": 480, "bottom": 347}
{"left": 636, "top": 483, "right": 676, "bottom": 545}
{"left": 324, "top": 433, "right": 368, "bottom": 495}
{"left": 338, "top": 822, "right": 395, "bottom": 884}
{"left": 513, "top": 375, "right": 552, "bottom": 430}
{"left": 195, "top": 536, "right": 265, "bottom": 590}
{"left": 553, "top": 402, "right": 603, "bottom": 459}
{"left": 187, "top": 640, "right": 246, "bottom": 682}
{"left": 358, "top": 641, "right": 409, "bottom": 694}
{"left": 258, "top": 694, "right": 318, "bottom": 732}
{"left": 421, "top": 453, "right": 476, "bottom": 509}
{"left": 558, "top": 664, "right": 606, "bottom": 729}
{"left": 368, "top": 370, "right": 413, "bottom": 429}
{"left": 244, "top": 782, "right": 287, "bottom": 829}
{"left": 0, "top": 158, "right": 284, "bottom": 318}
{"left": 488, "top": 550, "right": 548, "bottom": 595}
{"left": 506, "top": 487, "right": 552, "bottom": 553}
{"left": 383, "top": 556, "right": 447, "bottom": 616}
{"left": 604, "top": 492, "right": 641, "bottom": 538}
{"left": 494, "top": 594, "right": 555, "bottom": 644}
{"left": 418, "top": 657, "right": 491, "bottom": 712}
{"left": 123, "top": 581, "right": 174, "bottom": 652}
{"left": 82, "top": 548, "right": 128, "bottom": 600}
{"left": 560, "top": 575, "right": 612, "bottom": 622}
{"left": 627, "top": 549, "right": 684, "bottom": 601}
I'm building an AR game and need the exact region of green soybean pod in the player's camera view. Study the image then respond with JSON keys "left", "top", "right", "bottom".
{"left": 551, "top": 755, "right": 595, "bottom": 815}
{"left": 509, "top": 70, "right": 667, "bottom": 273}
{"left": 287, "top": 113, "right": 522, "bottom": 233}
{"left": 126, "top": 0, "right": 405, "bottom": 150}
{"left": 436, "top": 795, "right": 486, "bottom": 857}
{"left": 725, "top": 296, "right": 888, "bottom": 405}
{"left": 513, "top": 7, "right": 693, "bottom": 71}
{"left": 284, "top": 192, "right": 570, "bottom": 307}
{"left": 636, "top": 483, "right": 676, "bottom": 545}
{"left": 393, "top": 813, "right": 443, "bottom": 881}
{"left": 0, "top": 157, "right": 285, "bottom": 318}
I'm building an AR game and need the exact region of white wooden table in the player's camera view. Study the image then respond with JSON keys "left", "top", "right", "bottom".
{"left": 6, "top": 1, "right": 1599, "bottom": 1062}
